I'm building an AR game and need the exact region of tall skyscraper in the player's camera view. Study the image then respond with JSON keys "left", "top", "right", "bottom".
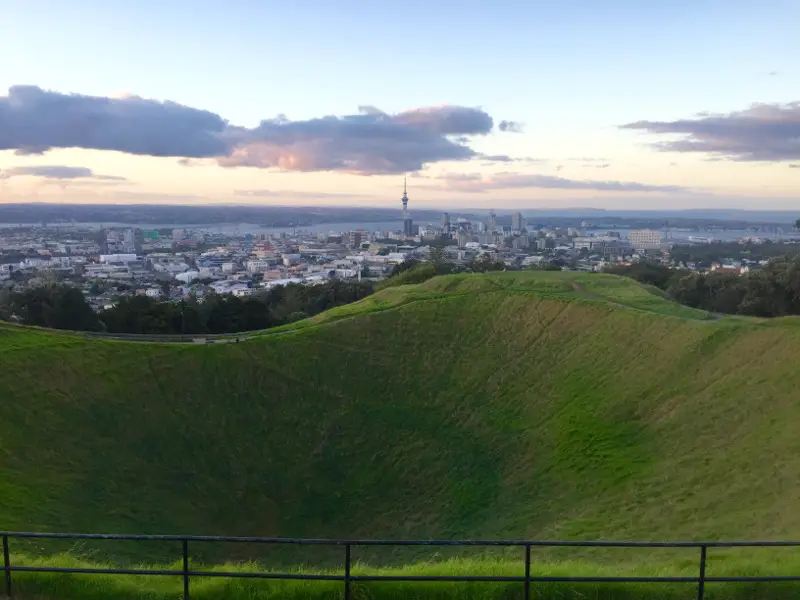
{"left": 402, "top": 176, "right": 413, "bottom": 237}
{"left": 512, "top": 212, "right": 525, "bottom": 232}
{"left": 488, "top": 209, "right": 497, "bottom": 232}
{"left": 441, "top": 212, "right": 450, "bottom": 233}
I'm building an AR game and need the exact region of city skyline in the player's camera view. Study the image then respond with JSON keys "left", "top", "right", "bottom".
{"left": 0, "top": 0, "right": 798, "bottom": 209}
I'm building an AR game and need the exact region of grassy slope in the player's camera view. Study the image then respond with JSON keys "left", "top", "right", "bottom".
{"left": 3, "top": 271, "right": 800, "bottom": 596}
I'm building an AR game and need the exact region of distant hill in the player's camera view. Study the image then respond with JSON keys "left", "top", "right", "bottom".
{"left": 3, "top": 271, "right": 800, "bottom": 565}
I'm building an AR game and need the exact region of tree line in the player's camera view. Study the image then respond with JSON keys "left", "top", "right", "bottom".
{"left": 670, "top": 241, "right": 800, "bottom": 267}
{"left": 0, "top": 279, "right": 374, "bottom": 334}
{"left": 606, "top": 256, "right": 800, "bottom": 317}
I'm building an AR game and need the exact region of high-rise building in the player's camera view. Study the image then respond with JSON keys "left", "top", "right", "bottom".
{"left": 401, "top": 176, "right": 413, "bottom": 237}
{"left": 628, "top": 229, "right": 662, "bottom": 251}
{"left": 488, "top": 210, "right": 497, "bottom": 232}
{"left": 347, "top": 230, "right": 363, "bottom": 249}
{"left": 511, "top": 212, "right": 525, "bottom": 232}
{"left": 441, "top": 212, "right": 450, "bottom": 233}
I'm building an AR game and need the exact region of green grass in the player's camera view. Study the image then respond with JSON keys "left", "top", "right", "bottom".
{"left": 4, "top": 270, "right": 800, "bottom": 597}
{"left": 9, "top": 551, "right": 800, "bottom": 600}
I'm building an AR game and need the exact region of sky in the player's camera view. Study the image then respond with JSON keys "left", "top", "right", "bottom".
{"left": 0, "top": 0, "right": 798, "bottom": 210}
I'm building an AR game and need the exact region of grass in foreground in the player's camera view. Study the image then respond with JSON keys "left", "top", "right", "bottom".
{"left": 4, "top": 271, "right": 800, "bottom": 567}
{"left": 9, "top": 553, "right": 800, "bottom": 600}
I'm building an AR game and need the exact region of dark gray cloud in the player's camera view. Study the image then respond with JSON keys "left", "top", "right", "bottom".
{"left": 1, "top": 86, "right": 513, "bottom": 174}
{"left": 790, "top": 164, "right": 800, "bottom": 168}
{"left": 0, "top": 165, "right": 126, "bottom": 181}
{"left": 218, "top": 105, "right": 493, "bottom": 173}
{"left": 498, "top": 120, "right": 524, "bottom": 133}
{"left": 621, "top": 102, "right": 800, "bottom": 161}
{"left": 0, "top": 86, "right": 228, "bottom": 158}
{"left": 437, "top": 171, "right": 686, "bottom": 193}
{"left": 393, "top": 105, "right": 494, "bottom": 135}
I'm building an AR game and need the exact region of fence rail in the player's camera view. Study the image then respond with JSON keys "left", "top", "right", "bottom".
{"left": 2, "top": 532, "right": 800, "bottom": 600}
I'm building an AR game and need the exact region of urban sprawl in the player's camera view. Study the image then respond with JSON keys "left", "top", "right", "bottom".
{"left": 1, "top": 210, "right": 790, "bottom": 313}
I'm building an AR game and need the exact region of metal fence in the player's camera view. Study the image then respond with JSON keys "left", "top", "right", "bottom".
{"left": 3, "top": 532, "right": 800, "bottom": 600}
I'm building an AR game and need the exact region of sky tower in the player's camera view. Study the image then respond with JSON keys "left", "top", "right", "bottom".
{"left": 402, "top": 175, "right": 409, "bottom": 214}
{"left": 401, "top": 176, "right": 413, "bottom": 237}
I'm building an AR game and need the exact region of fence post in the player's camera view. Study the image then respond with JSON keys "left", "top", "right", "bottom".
{"left": 182, "top": 539, "right": 190, "bottom": 600}
{"left": 697, "top": 545, "right": 707, "bottom": 600}
{"left": 523, "top": 544, "right": 531, "bottom": 600}
{"left": 344, "top": 543, "right": 351, "bottom": 600}
{"left": 2, "top": 535, "right": 11, "bottom": 599}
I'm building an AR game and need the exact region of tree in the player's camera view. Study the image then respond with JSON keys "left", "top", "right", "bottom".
{"left": 604, "top": 261, "right": 675, "bottom": 290}
{"left": 10, "top": 284, "right": 102, "bottom": 331}
{"left": 429, "top": 246, "right": 447, "bottom": 266}
{"left": 468, "top": 254, "right": 506, "bottom": 273}
{"left": 390, "top": 259, "right": 420, "bottom": 277}
{"left": 0, "top": 288, "right": 13, "bottom": 321}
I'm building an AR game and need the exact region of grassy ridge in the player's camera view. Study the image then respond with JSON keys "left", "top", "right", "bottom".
{"left": 3, "top": 271, "right": 800, "bottom": 593}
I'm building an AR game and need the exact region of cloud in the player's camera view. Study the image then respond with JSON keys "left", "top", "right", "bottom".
{"left": 1, "top": 86, "right": 229, "bottom": 158}
{"left": 0, "top": 165, "right": 126, "bottom": 181}
{"left": 1, "top": 86, "right": 513, "bottom": 175}
{"left": 620, "top": 102, "right": 800, "bottom": 161}
{"left": 218, "top": 105, "right": 495, "bottom": 174}
{"left": 479, "top": 154, "right": 547, "bottom": 166}
{"left": 436, "top": 171, "right": 687, "bottom": 193}
{"left": 790, "top": 164, "right": 800, "bottom": 168}
{"left": 498, "top": 120, "right": 524, "bottom": 133}
{"left": 566, "top": 157, "right": 611, "bottom": 168}
{"left": 481, "top": 154, "right": 516, "bottom": 163}
{"left": 392, "top": 105, "right": 494, "bottom": 135}
{"left": 234, "top": 189, "right": 366, "bottom": 199}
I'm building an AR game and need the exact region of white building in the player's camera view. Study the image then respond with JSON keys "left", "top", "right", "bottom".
{"left": 627, "top": 229, "right": 662, "bottom": 251}
{"left": 246, "top": 259, "right": 272, "bottom": 273}
{"left": 100, "top": 253, "right": 137, "bottom": 263}
{"left": 175, "top": 270, "right": 200, "bottom": 283}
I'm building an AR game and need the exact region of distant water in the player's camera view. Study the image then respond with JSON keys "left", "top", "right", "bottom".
{"left": 586, "top": 227, "right": 800, "bottom": 242}
{"left": 3, "top": 221, "right": 799, "bottom": 243}
{"left": 0, "top": 220, "right": 403, "bottom": 235}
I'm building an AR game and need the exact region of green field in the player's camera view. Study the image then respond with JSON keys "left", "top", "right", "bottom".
{"left": 3, "top": 271, "right": 800, "bottom": 598}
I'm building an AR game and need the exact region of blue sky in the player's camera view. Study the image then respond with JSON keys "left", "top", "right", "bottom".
{"left": 0, "top": 0, "right": 798, "bottom": 209}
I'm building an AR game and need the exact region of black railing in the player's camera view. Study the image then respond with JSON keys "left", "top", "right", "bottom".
{"left": 2, "top": 532, "right": 800, "bottom": 600}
